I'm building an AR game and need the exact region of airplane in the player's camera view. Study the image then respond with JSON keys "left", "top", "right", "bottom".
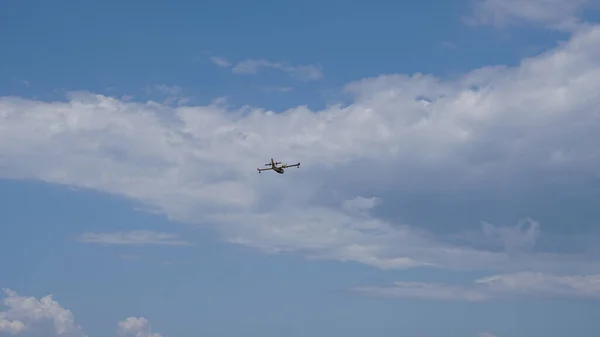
{"left": 257, "top": 158, "right": 300, "bottom": 174}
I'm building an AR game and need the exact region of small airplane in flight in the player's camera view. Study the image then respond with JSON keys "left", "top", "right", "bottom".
{"left": 257, "top": 158, "right": 300, "bottom": 174}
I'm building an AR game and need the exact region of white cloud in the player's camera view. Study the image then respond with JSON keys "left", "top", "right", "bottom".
{"left": 117, "top": 317, "right": 162, "bottom": 337}
{"left": 0, "top": 289, "right": 161, "bottom": 337}
{"left": 2, "top": 25, "right": 600, "bottom": 276}
{"left": 0, "top": 289, "right": 87, "bottom": 337}
{"left": 466, "top": 0, "right": 597, "bottom": 30}
{"left": 232, "top": 59, "right": 323, "bottom": 81}
{"left": 210, "top": 55, "right": 323, "bottom": 81}
{"left": 0, "top": 319, "right": 25, "bottom": 335}
{"left": 209, "top": 56, "right": 231, "bottom": 68}
{"left": 76, "top": 230, "right": 191, "bottom": 246}
{"left": 355, "top": 271, "right": 600, "bottom": 301}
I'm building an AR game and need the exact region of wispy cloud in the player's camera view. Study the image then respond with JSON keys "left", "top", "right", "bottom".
{"left": 119, "top": 254, "right": 139, "bottom": 260}
{"left": 482, "top": 218, "right": 540, "bottom": 254}
{"left": 262, "top": 86, "right": 294, "bottom": 92}
{"left": 76, "top": 230, "right": 191, "bottom": 246}
{"left": 465, "top": 0, "right": 595, "bottom": 31}
{"left": 479, "top": 333, "right": 498, "bottom": 337}
{"left": 210, "top": 56, "right": 231, "bottom": 68}
{"left": 11, "top": 78, "right": 30, "bottom": 87}
{"left": 144, "top": 84, "right": 191, "bottom": 105}
{"left": 355, "top": 272, "right": 600, "bottom": 301}
{"left": 210, "top": 56, "right": 323, "bottom": 81}
{"left": 440, "top": 41, "right": 457, "bottom": 49}
{"left": 341, "top": 196, "right": 380, "bottom": 214}
{"left": 232, "top": 59, "right": 323, "bottom": 81}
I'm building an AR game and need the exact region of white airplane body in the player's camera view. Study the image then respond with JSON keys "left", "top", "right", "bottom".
{"left": 257, "top": 158, "right": 300, "bottom": 174}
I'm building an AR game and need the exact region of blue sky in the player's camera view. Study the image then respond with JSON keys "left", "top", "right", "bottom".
{"left": 2, "top": 1, "right": 600, "bottom": 337}
{"left": 0, "top": 0, "right": 578, "bottom": 110}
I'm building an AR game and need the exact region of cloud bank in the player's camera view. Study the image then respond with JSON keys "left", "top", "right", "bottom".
{"left": 3, "top": 21, "right": 600, "bottom": 299}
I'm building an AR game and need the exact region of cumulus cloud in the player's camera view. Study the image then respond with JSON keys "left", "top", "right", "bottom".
{"left": 466, "top": 0, "right": 597, "bottom": 30}
{"left": 0, "top": 288, "right": 87, "bottom": 337}
{"left": 355, "top": 271, "right": 600, "bottom": 301}
{"left": 210, "top": 55, "right": 323, "bottom": 81}
{"left": 0, "top": 289, "right": 161, "bottom": 337}
{"left": 76, "top": 230, "right": 191, "bottom": 246}
{"left": 117, "top": 317, "right": 162, "bottom": 337}
{"left": 0, "top": 319, "right": 25, "bottom": 335}
{"left": 3, "top": 24, "right": 600, "bottom": 277}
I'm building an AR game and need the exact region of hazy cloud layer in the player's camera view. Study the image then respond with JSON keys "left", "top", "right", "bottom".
{"left": 466, "top": 0, "right": 597, "bottom": 30}
{"left": 356, "top": 271, "right": 600, "bottom": 301}
{"left": 210, "top": 56, "right": 323, "bottom": 81}
{"left": 76, "top": 230, "right": 191, "bottom": 246}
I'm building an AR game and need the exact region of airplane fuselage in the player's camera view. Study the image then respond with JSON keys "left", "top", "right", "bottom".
{"left": 257, "top": 158, "right": 298, "bottom": 174}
